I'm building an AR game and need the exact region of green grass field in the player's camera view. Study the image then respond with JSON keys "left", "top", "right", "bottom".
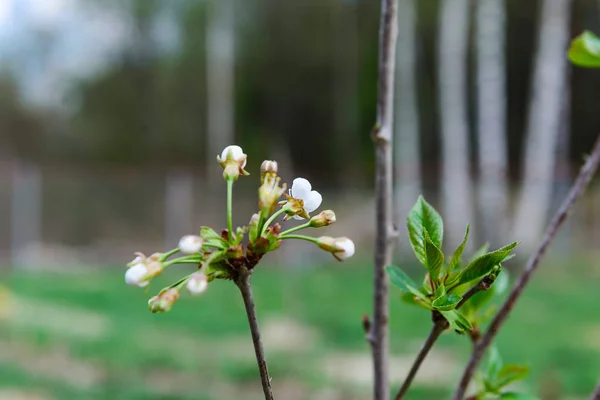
{"left": 0, "top": 255, "right": 598, "bottom": 399}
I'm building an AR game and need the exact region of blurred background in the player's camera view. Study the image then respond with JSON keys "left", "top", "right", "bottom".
{"left": 0, "top": 0, "right": 599, "bottom": 399}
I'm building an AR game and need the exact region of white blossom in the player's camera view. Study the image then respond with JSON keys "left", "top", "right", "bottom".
{"left": 334, "top": 237, "right": 355, "bottom": 260}
{"left": 186, "top": 273, "right": 209, "bottom": 296}
{"left": 289, "top": 178, "right": 322, "bottom": 219}
{"left": 219, "top": 145, "right": 247, "bottom": 168}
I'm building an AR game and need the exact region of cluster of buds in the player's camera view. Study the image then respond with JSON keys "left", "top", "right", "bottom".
{"left": 125, "top": 144, "right": 356, "bottom": 314}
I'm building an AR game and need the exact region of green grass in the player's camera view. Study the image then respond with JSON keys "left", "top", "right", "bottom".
{"left": 1, "top": 256, "right": 599, "bottom": 399}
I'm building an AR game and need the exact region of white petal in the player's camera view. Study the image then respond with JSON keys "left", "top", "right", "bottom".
{"left": 221, "top": 145, "right": 244, "bottom": 161}
{"left": 186, "top": 273, "right": 208, "bottom": 296}
{"left": 303, "top": 190, "right": 322, "bottom": 213}
{"left": 291, "top": 178, "right": 311, "bottom": 199}
{"left": 125, "top": 264, "right": 149, "bottom": 287}
{"left": 293, "top": 215, "right": 304, "bottom": 220}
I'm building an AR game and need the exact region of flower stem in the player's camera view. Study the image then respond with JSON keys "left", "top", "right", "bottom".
{"left": 260, "top": 207, "right": 287, "bottom": 237}
{"left": 235, "top": 266, "right": 274, "bottom": 400}
{"left": 227, "top": 179, "right": 234, "bottom": 243}
{"left": 279, "top": 234, "right": 318, "bottom": 243}
{"left": 163, "top": 257, "right": 203, "bottom": 267}
{"left": 160, "top": 248, "right": 180, "bottom": 261}
{"left": 279, "top": 222, "right": 311, "bottom": 236}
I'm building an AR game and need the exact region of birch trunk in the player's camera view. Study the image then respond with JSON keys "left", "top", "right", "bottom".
{"left": 476, "top": 0, "right": 509, "bottom": 245}
{"left": 395, "top": 0, "right": 421, "bottom": 248}
{"left": 438, "top": 0, "right": 473, "bottom": 247}
{"left": 206, "top": 0, "right": 235, "bottom": 185}
{"left": 513, "top": 0, "right": 570, "bottom": 248}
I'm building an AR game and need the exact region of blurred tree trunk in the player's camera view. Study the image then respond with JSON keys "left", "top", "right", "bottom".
{"left": 395, "top": 0, "right": 421, "bottom": 248}
{"left": 165, "top": 170, "right": 195, "bottom": 248}
{"left": 333, "top": 0, "right": 361, "bottom": 188}
{"left": 206, "top": 0, "right": 235, "bottom": 187}
{"left": 513, "top": 0, "right": 570, "bottom": 248}
{"left": 438, "top": 0, "right": 473, "bottom": 247}
{"left": 476, "top": 0, "right": 508, "bottom": 246}
{"left": 10, "top": 161, "right": 42, "bottom": 267}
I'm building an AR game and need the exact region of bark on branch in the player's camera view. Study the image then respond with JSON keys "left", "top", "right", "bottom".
{"left": 236, "top": 267, "right": 274, "bottom": 400}
{"left": 370, "top": 1, "right": 398, "bottom": 399}
{"left": 451, "top": 135, "right": 600, "bottom": 400}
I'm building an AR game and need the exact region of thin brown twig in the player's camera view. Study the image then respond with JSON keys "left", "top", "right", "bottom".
{"left": 393, "top": 273, "right": 494, "bottom": 399}
{"left": 235, "top": 266, "right": 274, "bottom": 400}
{"left": 451, "top": 135, "right": 600, "bottom": 400}
{"left": 589, "top": 380, "right": 600, "bottom": 400}
{"left": 370, "top": 0, "right": 398, "bottom": 399}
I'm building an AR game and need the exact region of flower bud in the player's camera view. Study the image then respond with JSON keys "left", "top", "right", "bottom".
{"left": 148, "top": 288, "right": 180, "bottom": 313}
{"left": 260, "top": 160, "right": 278, "bottom": 177}
{"left": 216, "top": 145, "right": 249, "bottom": 181}
{"left": 179, "top": 235, "right": 204, "bottom": 254}
{"left": 309, "top": 210, "right": 336, "bottom": 228}
{"left": 259, "top": 175, "right": 287, "bottom": 218}
{"left": 249, "top": 213, "right": 260, "bottom": 243}
{"left": 125, "top": 263, "right": 149, "bottom": 287}
{"left": 186, "top": 273, "right": 208, "bottom": 296}
{"left": 317, "top": 236, "right": 355, "bottom": 261}
{"left": 127, "top": 252, "right": 146, "bottom": 267}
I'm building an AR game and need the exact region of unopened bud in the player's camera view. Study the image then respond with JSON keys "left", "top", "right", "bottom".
{"left": 249, "top": 213, "right": 260, "bottom": 243}
{"left": 217, "top": 145, "right": 249, "bottom": 181}
{"left": 309, "top": 210, "right": 336, "bottom": 228}
{"left": 260, "top": 160, "right": 278, "bottom": 176}
{"left": 186, "top": 273, "right": 208, "bottom": 296}
{"left": 317, "top": 236, "right": 355, "bottom": 261}
{"left": 179, "top": 235, "right": 204, "bottom": 254}
{"left": 125, "top": 263, "right": 149, "bottom": 287}
{"left": 148, "top": 288, "right": 180, "bottom": 313}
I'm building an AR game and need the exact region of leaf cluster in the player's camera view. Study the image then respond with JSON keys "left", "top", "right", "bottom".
{"left": 386, "top": 196, "right": 518, "bottom": 332}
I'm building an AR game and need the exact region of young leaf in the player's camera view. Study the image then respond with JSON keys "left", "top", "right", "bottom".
{"left": 432, "top": 293, "right": 462, "bottom": 311}
{"left": 458, "top": 242, "right": 518, "bottom": 285}
{"left": 485, "top": 346, "right": 504, "bottom": 381}
{"left": 433, "top": 283, "right": 446, "bottom": 300}
{"left": 407, "top": 196, "right": 444, "bottom": 265}
{"left": 568, "top": 31, "right": 600, "bottom": 68}
{"left": 448, "top": 225, "right": 470, "bottom": 275}
{"left": 424, "top": 230, "right": 445, "bottom": 280}
{"left": 385, "top": 265, "right": 428, "bottom": 301}
{"left": 440, "top": 309, "right": 472, "bottom": 332}
{"left": 496, "top": 365, "right": 530, "bottom": 389}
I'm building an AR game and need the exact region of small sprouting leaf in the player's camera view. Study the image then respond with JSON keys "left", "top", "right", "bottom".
{"left": 499, "top": 392, "right": 538, "bottom": 400}
{"left": 432, "top": 293, "right": 462, "bottom": 311}
{"left": 568, "top": 31, "right": 600, "bottom": 68}
{"left": 200, "top": 226, "right": 228, "bottom": 249}
{"left": 424, "top": 230, "right": 445, "bottom": 280}
{"left": 407, "top": 196, "right": 444, "bottom": 265}
{"left": 386, "top": 265, "right": 428, "bottom": 301}
{"left": 496, "top": 365, "right": 530, "bottom": 388}
{"left": 440, "top": 309, "right": 472, "bottom": 332}
{"left": 458, "top": 242, "right": 518, "bottom": 285}
{"left": 400, "top": 292, "right": 432, "bottom": 309}
{"left": 448, "top": 225, "right": 470, "bottom": 275}
{"left": 433, "top": 283, "right": 446, "bottom": 300}
{"left": 493, "top": 269, "right": 510, "bottom": 296}
{"left": 485, "top": 346, "right": 504, "bottom": 381}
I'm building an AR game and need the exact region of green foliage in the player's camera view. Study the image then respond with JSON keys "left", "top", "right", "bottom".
{"left": 568, "top": 31, "right": 600, "bottom": 68}
{"left": 388, "top": 195, "right": 519, "bottom": 335}
{"left": 407, "top": 195, "right": 444, "bottom": 266}
{"left": 457, "top": 242, "right": 518, "bottom": 285}
{"left": 476, "top": 346, "right": 534, "bottom": 399}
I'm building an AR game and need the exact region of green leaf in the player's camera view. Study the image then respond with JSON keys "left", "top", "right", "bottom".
{"left": 400, "top": 292, "right": 432, "bottom": 309}
{"left": 496, "top": 365, "right": 530, "bottom": 389}
{"left": 200, "top": 226, "right": 228, "bottom": 249}
{"left": 432, "top": 293, "right": 462, "bottom": 311}
{"left": 499, "top": 392, "right": 538, "bottom": 400}
{"left": 458, "top": 242, "right": 518, "bottom": 285}
{"left": 448, "top": 225, "right": 470, "bottom": 275}
{"left": 568, "top": 31, "right": 600, "bottom": 68}
{"left": 407, "top": 196, "right": 444, "bottom": 265}
{"left": 493, "top": 269, "right": 510, "bottom": 296}
{"left": 424, "top": 230, "right": 445, "bottom": 280}
{"left": 386, "top": 265, "right": 428, "bottom": 301}
{"left": 440, "top": 310, "right": 472, "bottom": 332}
{"left": 433, "top": 283, "right": 446, "bottom": 300}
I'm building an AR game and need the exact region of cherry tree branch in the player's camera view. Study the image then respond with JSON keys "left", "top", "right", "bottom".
{"left": 451, "top": 135, "right": 600, "bottom": 400}
{"left": 235, "top": 266, "right": 274, "bottom": 400}
{"left": 369, "top": 0, "right": 398, "bottom": 399}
